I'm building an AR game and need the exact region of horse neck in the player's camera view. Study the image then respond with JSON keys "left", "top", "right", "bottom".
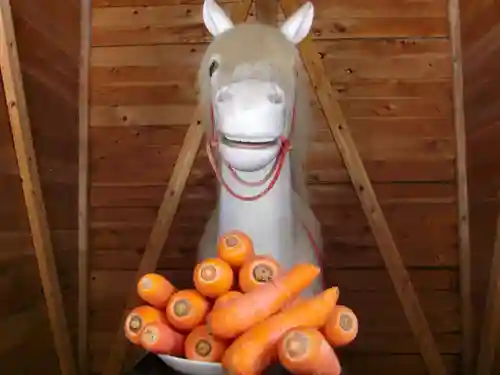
{"left": 217, "top": 153, "right": 295, "bottom": 258}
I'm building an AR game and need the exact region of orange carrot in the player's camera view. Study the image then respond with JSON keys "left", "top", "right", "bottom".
{"left": 238, "top": 255, "right": 282, "bottom": 293}
{"left": 166, "top": 289, "right": 210, "bottom": 331}
{"left": 221, "top": 287, "right": 339, "bottom": 375}
{"left": 184, "top": 325, "right": 228, "bottom": 362}
{"left": 140, "top": 321, "right": 185, "bottom": 356}
{"left": 193, "top": 258, "right": 234, "bottom": 298}
{"left": 323, "top": 305, "right": 358, "bottom": 347}
{"left": 217, "top": 230, "right": 254, "bottom": 268}
{"left": 207, "top": 263, "right": 321, "bottom": 339}
{"left": 213, "top": 290, "right": 243, "bottom": 310}
{"left": 277, "top": 328, "right": 341, "bottom": 375}
{"left": 124, "top": 305, "right": 167, "bottom": 345}
{"left": 137, "top": 272, "right": 176, "bottom": 309}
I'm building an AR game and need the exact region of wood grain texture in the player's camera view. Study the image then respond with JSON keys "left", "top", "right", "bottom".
{"left": 91, "top": 0, "right": 449, "bottom": 46}
{"left": 255, "top": 0, "right": 277, "bottom": 25}
{"left": 476, "top": 214, "right": 500, "bottom": 375}
{"left": 100, "top": 1, "right": 253, "bottom": 375}
{"left": 448, "top": 0, "right": 472, "bottom": 373}
{"left": 0, "top": 0, "right": 80, "bottom": 374}
{"left": 459, "top": 0, "right": 500, "bottom": 373}
{"left": 78, "top": 0, "right": 92, "bottom": 374}
{"left": 282, "top": 1, "right": 449, "bottom": 374}
{"left": 102, "top": 117, "right": 204, "bottom": 375}
{"left": 0, "top": 1, "right": 76, "bottom": 374}
{"left": 88, "top": 0, "right": 457, "bottom": 374}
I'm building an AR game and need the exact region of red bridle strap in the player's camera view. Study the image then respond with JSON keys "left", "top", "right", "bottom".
{"left": 204, "top": 97, "right": 326, "bottom": 289}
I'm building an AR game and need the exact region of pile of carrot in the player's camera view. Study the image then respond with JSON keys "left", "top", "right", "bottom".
{"left": 124, "top": 229, "right": 359, "bottom": 375}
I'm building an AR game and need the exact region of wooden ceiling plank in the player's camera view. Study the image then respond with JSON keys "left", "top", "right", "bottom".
{"left": 475, "top": 210, "right": 500, "bottom": 375}
{"left": 101, "top": 2, "right": 253, "bottom": 375}
{"left": 78, "top": 0, "right": 92, "bottom": 374}
{"left": 255, "top": 0, "right": 278, "bottom": 25}
{"left": 279, "top": 1, "right": 448, "bottom": 375}
{"left": 447, "top": 0, "right": 473, "bottom": 374}
{"left": 0, "top": 2, "right": 77, "bottom": 375}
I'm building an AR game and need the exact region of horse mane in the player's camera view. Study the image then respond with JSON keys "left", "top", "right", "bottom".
{"left": 197, "top": 22, "right": 313, "bottom": 203}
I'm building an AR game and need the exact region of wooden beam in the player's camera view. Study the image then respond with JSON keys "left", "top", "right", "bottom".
{"left": 101, "top": 2, "right": 253, "bottom": 374}
{"left": 102, "top": 117, "right": 204, "bottom": 375}
{"left": 476, "top": 207, "right": 500, "bottom": 374}
{"left": 0, "top": 2, "right": 77, "bottom": 375}
{"left": 102, "top": 118, "right": 204, "bottom": 375}
{"left": 447, "top": 0, "right": 473, "bottom": 374}
{"left": 78, "top": 0, "right": 92, "bottom": 374}
{"left": 255, "top": 0, "right": 278, "bottom": 25}
{"left": 279, "top": 1, "right": 448, "bottom": 375}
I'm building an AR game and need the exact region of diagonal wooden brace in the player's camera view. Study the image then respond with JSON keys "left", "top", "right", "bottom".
{"left": 280, "top": 1, "right": 449, "bottom": 375}
{"left": 0, "top": 1, "right": 77, "bottom": 375}
{"left": 102, "top": 2, "right": 253, "bottom": 374}
{"left": 475, "top": 202, "right": 500, "bottom": 375}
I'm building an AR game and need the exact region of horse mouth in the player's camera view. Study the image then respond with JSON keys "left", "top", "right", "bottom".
{"left": 221, "top": 135, "right": 279, "bottom": 149}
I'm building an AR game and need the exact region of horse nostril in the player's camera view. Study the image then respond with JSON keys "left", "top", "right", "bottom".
{"left": 268, "top": 84, "right": 284, "bottom": 104}
{"left": 268, "top": 92, "right": 283, "bottom": 104}
{"left": 216, "top": 87, "right": 232, "bottom": 103}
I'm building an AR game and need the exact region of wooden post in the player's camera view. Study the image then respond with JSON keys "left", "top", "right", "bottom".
{"left": 255, "top": 0, "right": 278, "bottom": 25}
{"left": 447, "top": 0, "right": 473, "bottom": 373}
{"left": 102, "top": 115, "right": 204, "bottom": 375}
{"left": 476, "top": 206, "right": 500, "bottom": 375}
{"left": 279, "top": 1, "right": 448, "bottom": 375}
{"left": 0, "top": 1, "right": 77, "bottom": 375}
{"left": 101, "top": 2, "right": 253, "bottom": 374}
{"left": 78, "top": 0, "right": 92, "bottom": 374}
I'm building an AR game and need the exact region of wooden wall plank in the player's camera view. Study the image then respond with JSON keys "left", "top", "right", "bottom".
{"left": 87, "top": 123, "right": 455, "bottom": 185}
{"left": 459, "top": 0, "right": 500, "bottom": 372}
{"left": 88, "top": 0, "right": 457, "bottom": 374}
{"left": 89, "top": 99, "right": 452, "bottom": 126}
{"left": 280, "top": 1, "right": 448, "bottom": 374}
{"left": 101, "top": 3, "right": 252, "bottom": 374}
{"left": 90, "top": 39, "right": 451, "bottom": 66}
{"left": 255, "top": 0, "right": 278, "bottom": 25}
{"left": 0, "top": 1, "right": 77, "bottom": 375}
{"left": 13, "top": 15, "right": 77, "bottom": 104}
{"left": 93, "top": 0, "right": 238, "bottom": 6}
{"left": 0, "top": 0, "right": 79, "bottom": 372}
{"left": 102, "top": 118, "right": 204, "bottom": 375}
{"left": 13, "top": 0, "right": 80, "bottom": 58}
{"left": 476, "top": 213, "right": 500, "bottom": 375}
{"left": 91, "top": 0, "right": 449, "bottom": 46}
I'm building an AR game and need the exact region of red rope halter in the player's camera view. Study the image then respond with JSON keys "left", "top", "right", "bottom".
{"left": 204, "top": 88, "right": 326, "bottom": 289}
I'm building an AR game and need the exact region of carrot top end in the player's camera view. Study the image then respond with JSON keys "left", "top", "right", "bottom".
{"left": 142, "top": 326, "right": 159, "bottom": 345}
{"left": 252, "top": 263, "right": 274, "bottom": 282}
{"left": 173, "top": 300, "right": 191, "bottom": 317}
{"left": 128, "top": 315, "right": 143, "bottom": 333}
{"left": 284, "top": 331, "right": 308, "bottom": 359}
{"left": 225, "top": 235, "right": 238, "bottom": 248}
{"left": 195, "top": 339, "right": 213, "bottom": 357}
{"left": 200, "top": 264, "right": 218, "bottom": 282}
{"left": 339, "top": 313, "right": 354, "bottom": 331}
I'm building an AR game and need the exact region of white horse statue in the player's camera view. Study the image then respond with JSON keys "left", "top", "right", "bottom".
{"left": 197, "top": 0, "right": 324, "bottom": 297}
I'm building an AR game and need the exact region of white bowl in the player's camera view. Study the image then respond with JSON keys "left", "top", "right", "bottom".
{"left": 157, "top": 354, "right": 224, "bottom": 375}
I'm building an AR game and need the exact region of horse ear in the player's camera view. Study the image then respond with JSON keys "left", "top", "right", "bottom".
{"left": 203, "top": 0, "right": 235, "bottom": 36}
{"left": 280, "top": 1, "right": 314, "bottom": 44}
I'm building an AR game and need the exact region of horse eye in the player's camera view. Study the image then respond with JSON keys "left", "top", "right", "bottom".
{"left": 209, "top": 60, "right": 219, "bottom": 77}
